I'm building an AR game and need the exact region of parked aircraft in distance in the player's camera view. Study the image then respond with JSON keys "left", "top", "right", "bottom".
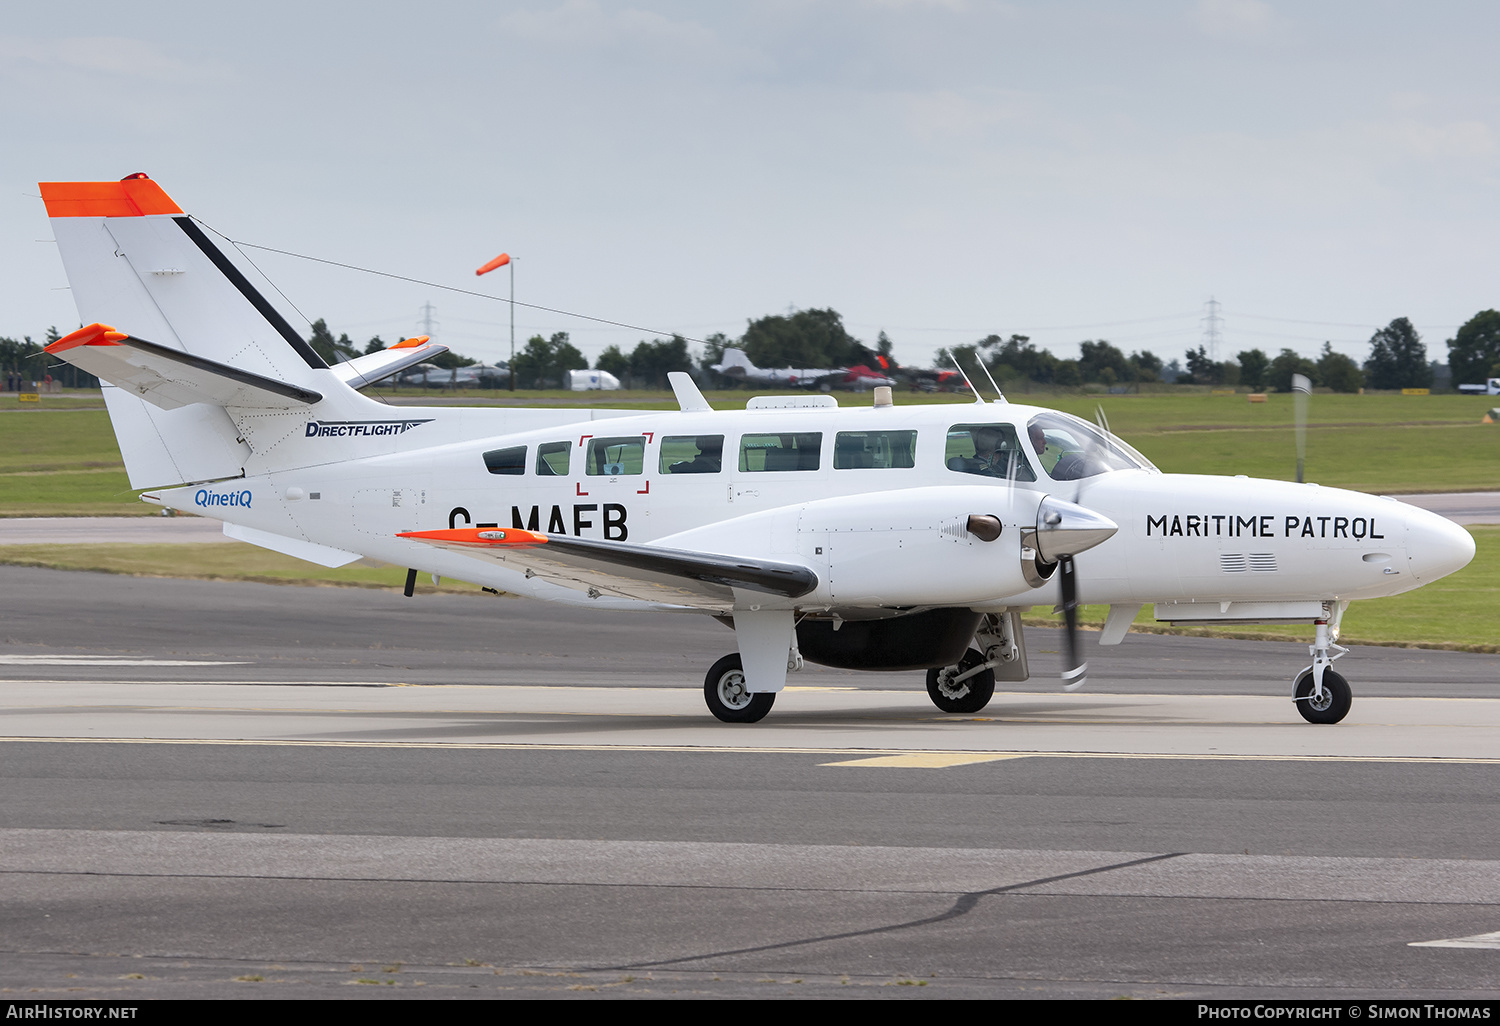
{"left": 39, "top": 175, "right": 1477, "bottom": 725}
{"left": 396, "top": 362, "right": 509, "bottom": 388}
{"left": 711, "top": 349, "right": 896, "bottom": 391}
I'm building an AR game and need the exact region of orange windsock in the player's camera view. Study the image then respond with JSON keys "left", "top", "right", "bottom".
{"left": 476, "top": 253, "right": 511, "bottom": 276}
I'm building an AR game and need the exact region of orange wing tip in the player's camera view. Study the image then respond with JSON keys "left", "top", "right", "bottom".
{"left": 39, "top": 175, "right": 183, "bottom": 218}
{"left": 47, "top": 323, "right": 127, "bottom": 353}
{"left": 392, "top": 335, "right": 431, "bottom": 349}
{"left": 398, "top": 527, "right": 549, "bottom": 546}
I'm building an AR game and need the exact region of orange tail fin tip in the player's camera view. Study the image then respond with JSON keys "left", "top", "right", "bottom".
{"left": 39, "top": 174, "right": 182, "bottom": 218}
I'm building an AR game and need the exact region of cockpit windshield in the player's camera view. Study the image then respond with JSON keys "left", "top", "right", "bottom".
{"left": 1026, "top": 411, "right": 1158, "bottom": 481}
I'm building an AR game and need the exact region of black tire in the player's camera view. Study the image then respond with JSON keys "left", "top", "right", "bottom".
{"left": 925, "top": 647, "right": 996, "bottom": 714}
{"left": 704, "top": 654, "right": 775, "bottom": 723}
{"left": 1294, "top": 668, "right": 1351, "bottom": 724}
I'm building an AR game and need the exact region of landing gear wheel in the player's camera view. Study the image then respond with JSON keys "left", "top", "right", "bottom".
{"left": 1294, "top": 668, "right": 1351, "bottom": 724}
{"left": 704, "top": 654, "right": 775, "bottom": 723}
{"left": 926, "top": 648, "right": 996, "bottom": 714}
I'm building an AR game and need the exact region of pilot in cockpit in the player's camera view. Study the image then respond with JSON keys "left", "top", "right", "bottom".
{"left": 953, "top": 425, "right": 1035, "bottom": 481}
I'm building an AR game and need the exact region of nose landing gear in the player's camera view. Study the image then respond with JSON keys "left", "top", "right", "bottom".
{"left": 1293, "top": 617, "right": 1352, "bottom": 724}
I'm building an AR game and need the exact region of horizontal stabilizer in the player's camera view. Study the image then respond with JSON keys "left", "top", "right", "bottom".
{"left": 47, "top": 323, "right": 322, "bottom": 411}
{"left": 330, "top": 336, "right": 449, "bottom": 389}
{"left": 222, "top": 523, "right": 362, "bottom": 568}
{"left": 399, "top": 527, "right": 818, "bottom": 609}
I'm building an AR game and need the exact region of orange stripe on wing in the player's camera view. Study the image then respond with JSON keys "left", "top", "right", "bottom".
{"left": 397, "top": 527, "right": 549, "bottom": 546}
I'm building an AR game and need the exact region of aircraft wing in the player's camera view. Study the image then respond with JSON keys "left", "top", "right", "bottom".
{"left": 330, "top": 337, "right": 449, "bottom": 389}
{"left": 46, "top": 323, "right": 321, "bottom": 410}
{"left": 398, "top": 527, "right": 818, "bottom": 609}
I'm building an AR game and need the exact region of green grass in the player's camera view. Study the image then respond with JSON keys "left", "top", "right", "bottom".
{"left": 0, "top": 542, "right": 497, "bottom": 594}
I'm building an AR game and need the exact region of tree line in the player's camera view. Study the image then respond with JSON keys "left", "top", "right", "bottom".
{"left": 7, "top": 308, "right": 1500, "bottom": 393}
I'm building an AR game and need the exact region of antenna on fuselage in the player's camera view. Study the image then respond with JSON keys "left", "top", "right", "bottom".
{"left": 945, "top": 349, "right": 986, "bottom": 405}
{"left": 977, "top": 356, "right": 1006, "bottom": 403}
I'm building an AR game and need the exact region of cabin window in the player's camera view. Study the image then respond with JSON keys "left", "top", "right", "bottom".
{"left": 945, "top": 424, "right": 1038, "bottom": 482}
{"left": 738, "top": 432, "right": 822, "bottom": 472}
{"left": 660, "top": 435, "right": 724, "bottom": 474}
{"left": 536, "top": 441, "right": 571, "bottom": 476}
{"left": 585, "top": 436, "right": 646, "bottom": 476}
{"left": 482, "top": 445, "right": 527, "bottom": 476}
{"left": 833, "top": 430, "right": 917, "bottom": 470}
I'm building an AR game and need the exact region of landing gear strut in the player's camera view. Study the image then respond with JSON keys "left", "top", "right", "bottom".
{"left": 1293, "top": 616, "right": 1352, "bottom": 724}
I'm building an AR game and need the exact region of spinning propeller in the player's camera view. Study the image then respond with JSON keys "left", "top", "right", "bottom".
{"left": 1030, "top": 495, "right": 1118, "bottom": 691}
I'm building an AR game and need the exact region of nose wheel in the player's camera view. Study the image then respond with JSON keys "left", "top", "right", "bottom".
{"left": 704, "top": 654, "right": 776, "bottom": 723}
{"left": 1293, "top": 668, "right": 1351, "bottom": 724}
{"left": 926, "top": 647, "right": 996, "bottom": 714}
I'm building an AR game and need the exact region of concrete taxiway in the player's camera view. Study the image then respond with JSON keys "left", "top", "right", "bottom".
{"left": 1, "top": 564, "right": 1498, "bottom": 999}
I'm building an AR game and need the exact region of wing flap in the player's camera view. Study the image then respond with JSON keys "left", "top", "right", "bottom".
{"left": 46, "top": 323, "right": 322, "bottom": 410}
{"left": 398, "top": 527, "right": 818, "bottom": 609}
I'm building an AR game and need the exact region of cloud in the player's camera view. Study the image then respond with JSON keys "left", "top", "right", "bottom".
{"left": 494, "top": 1, "right": 761, "bottom": 70}
{"left": 0, "top": 35, "right": 227, "bottom": 84}
{"left": 1190, "top": 0, "right": 1279, "bottom": 41}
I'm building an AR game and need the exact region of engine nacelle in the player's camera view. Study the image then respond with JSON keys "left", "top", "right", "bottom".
{"left": 660, "top": 485, "right": 1042, "bottom": 608}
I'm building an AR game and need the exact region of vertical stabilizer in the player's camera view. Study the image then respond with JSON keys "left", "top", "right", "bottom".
{"left": 41, "top": 175, "right": 346, "bottom": 489}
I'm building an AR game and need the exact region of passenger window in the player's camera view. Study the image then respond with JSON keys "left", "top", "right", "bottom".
{"left": 482, "top": 445, "right": 527, "bottom": 476}
{"left": 945, "top": 423, "right": 1037, "bottom": 481}
{"left": 536, "top": 441, "right": 571, "bottom": 477}
{"left": 660, "top": 435, "right": 723, "bottom": 475}
{"left": 739, "top": 433, "right": 822, "bottom": 472}
{"left": 585, "top": 436, "right": 646, "bottom": 476}
{"left": 833, "top": 430, "right": 917, "bottom": 470}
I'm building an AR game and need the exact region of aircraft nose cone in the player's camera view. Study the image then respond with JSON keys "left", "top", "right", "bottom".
{"left": 1035, "top": 496, "right": 1119, "bottom": 562}
{"left": 1407, "top": 507, "right": 1476, "bottom": 583}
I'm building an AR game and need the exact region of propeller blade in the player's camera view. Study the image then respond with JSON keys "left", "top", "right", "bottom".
{"left": 1059, "top": 554, "right": 1087, "bottom": 691}
{"left": 1292, "top": 372, "right": 1310, "bottom": 484}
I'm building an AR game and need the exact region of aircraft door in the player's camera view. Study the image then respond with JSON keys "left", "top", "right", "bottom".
{"left": 654, "top": 434, "right": 727, "bottom": 537}
{"left": 731, "top": 431, "right": 826, "bottom": 513}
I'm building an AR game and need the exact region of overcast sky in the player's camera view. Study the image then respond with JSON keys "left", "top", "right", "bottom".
{"left": 4, "top": 1, "right": 1497, "bottom": 370}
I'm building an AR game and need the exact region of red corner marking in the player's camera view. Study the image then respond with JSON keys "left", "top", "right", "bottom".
{"left": 637, "top": 480, "right": 650, "bottom": 495}
{"left": 576, "top": 482, "right": 589, "bottom": 496}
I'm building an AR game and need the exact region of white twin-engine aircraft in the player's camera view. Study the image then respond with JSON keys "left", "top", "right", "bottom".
{"left": 40, "top": 176, "right": 1476, "bottom": 724}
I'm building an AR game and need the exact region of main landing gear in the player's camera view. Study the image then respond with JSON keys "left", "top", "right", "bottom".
{"left": 925, "top": 648, "right": 996, "bottom": 714}
{"left": 703, "top": 654, "right": 776, "bottom": 723}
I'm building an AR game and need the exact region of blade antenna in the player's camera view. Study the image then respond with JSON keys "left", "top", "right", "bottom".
{"left": 977, "top": 352, "right": 1006, "bottom": 403}
{"left": 1292, "top": 373, "right": 1311, "bottom": 483}
{"left": 945, "top": 349, "right": 986, "bottom": 405}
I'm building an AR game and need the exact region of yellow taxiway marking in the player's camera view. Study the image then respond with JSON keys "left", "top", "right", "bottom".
{"left": 821, "top": 753, "right": 1033, "bottom": 768}
{"left": 1, "top": 736, "right": 1500, "bottom": 766}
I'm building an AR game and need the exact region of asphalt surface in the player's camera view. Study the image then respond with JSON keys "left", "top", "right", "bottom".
{"left": 2, "top": 565, "right": 1499, "bottom": 1000}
